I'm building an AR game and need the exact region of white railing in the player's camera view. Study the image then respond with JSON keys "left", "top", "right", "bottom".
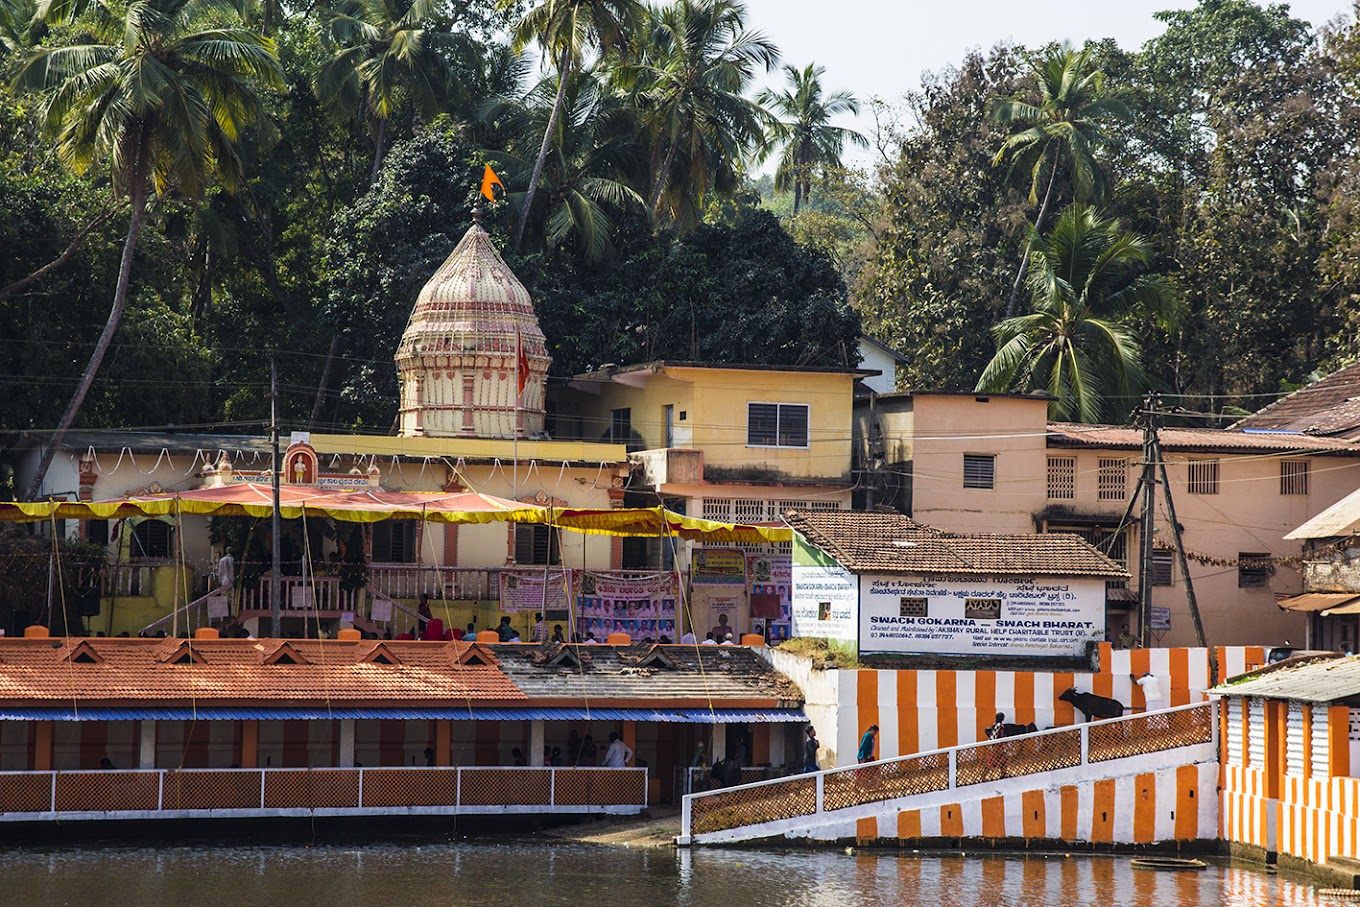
{"left": 0, "top": 765, "right": 649, "bottom": 821}
{"left": 679, "top": 701, "right": 1218, "bottom": 842}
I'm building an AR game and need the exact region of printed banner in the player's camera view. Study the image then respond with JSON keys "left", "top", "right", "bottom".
{"left": 575, "top": 571, "right": 679, "bottom": 642}
{"left": 499, "top": 570, "right": 572, "bottom": 613}
{"left": 746, "top": 554, "right": 792, "bottom": 642}
{"left": 692, "top": 548, "right": 747, "bottom": 585}
{"left": 858, "top": 575, "right": 1106, "bottom": 657}
{"left": 791, "top": 535, "right": 858, "bottom": 642}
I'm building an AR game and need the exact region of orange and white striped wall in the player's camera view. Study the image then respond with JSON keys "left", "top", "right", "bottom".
{"left": 1219, "top": 694, "right": 1360, "bottom": 867}
{"left": 764, "top": 645, "right": 1267, "bottom": 769}
{"left": 804, "top": 762, "right": 1220, "bottom": 846}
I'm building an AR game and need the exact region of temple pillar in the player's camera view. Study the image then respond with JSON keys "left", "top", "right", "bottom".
{"left": 239, "top": 719, "right": 259, "bottom": 769}
{"left": 138, "top": 720, "right": 156, "bottom": 769}
{"left": 33, "top": 721, "right": 53, "bottom": 771}
{"left": 530, "top": 720, "right": 545, "bottom": 767}
{"left": 339, "top": 719, "right": 356, "bottom": 767}
{"left": 710, "top": 725, "right": 726, "bottom": 762}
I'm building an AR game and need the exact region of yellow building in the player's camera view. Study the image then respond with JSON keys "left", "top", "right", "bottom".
{"left": 552, "top": 362, "right": 869, "bottom": 638}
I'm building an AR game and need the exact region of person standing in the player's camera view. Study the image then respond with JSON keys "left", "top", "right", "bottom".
{"left": 217, "top": 548, "right": 236, "bottom": 591}
{"left": 986, "top": 712, "right": 1007, "bottom": 741}
{"left": 803, "top": 727, "right": 820, "bottom": 773}
{"left": 532, "top": 612, "right": 548, "bottom": 643}
{"left": 496, "top": 616, "right": 516, "bottom": 642}
{"left": 857, "top": 725, "right": 879, "bottom": 764}
{"left": 1132, "top": 671, "right": 1166, "bottom": 712}
{"left": 602, "top": 731, "right": 633, "bottom": 767}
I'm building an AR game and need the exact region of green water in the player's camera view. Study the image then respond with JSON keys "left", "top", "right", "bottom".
{"left": 0, "top": 839, "right": 1350, "bottom": 906}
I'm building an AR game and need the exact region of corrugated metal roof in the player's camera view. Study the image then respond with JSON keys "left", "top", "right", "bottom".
{"left": 1278, "top": 592, "right": 1360, "bottom": 612}
{"left": 1213, "top": 654, "right": 1360, "bottom": 703}
{"left": 0, "top": 706, "right": 806, "bottom": 723}
{"left": 1285, "top": 487, "right": 1360, "bottom": 539}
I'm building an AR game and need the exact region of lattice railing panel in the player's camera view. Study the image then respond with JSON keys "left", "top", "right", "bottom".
{"left": 553, "top": 768, "right": 645, "bottom": 806}
{"left": 0, "top": 774, "right": 51, "bottom": 812}
{"left": 163, "top": 770, "right": 260, "bottom": 811}
{"left": 460, "top": 768, "right": 551, "bottom": 807}
{"left": 823, "top": 752, "right": 949, "bottom": 812}
{"left": 689, "top": 776, "right": 817, "bottom": 835}
{"left": 262, "top": 769, "right": 359, "bottom": 809}
{"left": 361, "top": 768, "right": 459, "bottom": 807}
{"left": 1089, "top": 705, "right": 1213, "bottom": 763}
{"left": 54, "top": 771, "right": 159, "bottom": 812}
{"left": 956, "top": 728, "right": 1082, "bottom": 787}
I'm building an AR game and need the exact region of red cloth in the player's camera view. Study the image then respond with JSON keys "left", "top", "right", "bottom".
{"left": 423, "top": 618, "right": 445, "bottom": 641}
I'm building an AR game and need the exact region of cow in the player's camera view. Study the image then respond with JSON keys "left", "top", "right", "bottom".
{"left": 1001, "top": 722, "right": 1039, "bottom": 737}
{"left": 1059, "top": 687, "right": 1125, "bottom": 722}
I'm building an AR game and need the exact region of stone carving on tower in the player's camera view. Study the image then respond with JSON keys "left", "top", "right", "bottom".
{"left": 396, "top": 210, "right": 551, "bottom": 438}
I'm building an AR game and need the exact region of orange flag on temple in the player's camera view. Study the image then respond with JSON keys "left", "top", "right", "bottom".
{"left": 516, "top": 328, "right": 529, "bottom": 397}
{"left": 480, "top": 164, "right": 505, "bottom": 202}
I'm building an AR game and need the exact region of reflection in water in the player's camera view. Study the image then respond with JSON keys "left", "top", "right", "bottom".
{"left": 0, "top": 840, "right": 1352, "bottom": 907}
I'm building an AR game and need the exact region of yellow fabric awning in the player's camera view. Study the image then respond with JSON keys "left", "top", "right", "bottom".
{"left": 0, "top": 485, "right": 792, "bottom": 543}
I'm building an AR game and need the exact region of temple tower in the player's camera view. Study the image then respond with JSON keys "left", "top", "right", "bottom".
{"left": 395, "top": 212, "right": 551, "bottom": 438}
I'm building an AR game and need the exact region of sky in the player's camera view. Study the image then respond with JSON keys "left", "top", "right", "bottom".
{"left": 740, "top": 0, "right": 1356, "bottom": 170}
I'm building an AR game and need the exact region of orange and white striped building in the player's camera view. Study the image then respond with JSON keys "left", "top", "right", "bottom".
{"left": 1214, "top": 653, "right": 1360, "bottom": 868}
{"left": 768, "top": 643, "right": 1265, "bottom": 769}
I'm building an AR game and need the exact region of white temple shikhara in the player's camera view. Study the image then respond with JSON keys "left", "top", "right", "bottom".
{"left": 395, "top": 211, "right": 551, "bottom": 439}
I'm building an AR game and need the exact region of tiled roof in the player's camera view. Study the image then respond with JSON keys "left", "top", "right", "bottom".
{"left": 0, "top": 638, "right": 523, "bottom": 707}
{"left": 785, "top": 510, "right": 1128, "bottom": 579}
{"left": 487, "top": 643, "right": 803, "bottom": 705}
{"left": 1231, "top": 361, "right": 1360, "bottom": 437}
{"left": 1046, "top": 422, "right": 1360, "bottom": 454}
{"left": 1213, "top": 653, "right": 1360, "bottom": 702}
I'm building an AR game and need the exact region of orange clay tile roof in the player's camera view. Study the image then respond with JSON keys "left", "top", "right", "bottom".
{"left": 1046, "top": 422, "right": 1360, "bottom": 454}
{"left": 785, "top": 510, "right": 1128, "bottom": 579}
{"left": 0, "top": 638, "right": 524, "bottom": 707}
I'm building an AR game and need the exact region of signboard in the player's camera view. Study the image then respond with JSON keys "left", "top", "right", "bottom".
{"left": 1150, "top": 607, "right": 1172, "bottom": 631}
{"left": 692, "top": 548, "right": 747, "bottom": 585}
{"left": 790, "top": 535, "right": 858, "bottom": 644}
{"left": 499, "top": 570, "right": 572, "bottom": 613}
{"left": 859, "top": 575, "right": 1106, "bottom": 657}
{"left": 747, "top": 554, "right": 792, "bottom": 642}
{"left": 575, "top": 571, "right": 679, "bottom": 641}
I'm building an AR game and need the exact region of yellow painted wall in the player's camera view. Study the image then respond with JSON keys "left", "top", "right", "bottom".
{"left": 555, "top": 365, "right": 856, "bottom": 482}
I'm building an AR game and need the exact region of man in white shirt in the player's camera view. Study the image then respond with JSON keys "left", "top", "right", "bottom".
{"left": 602, "top": 731, "right": 633, "bottom": 767}
{"left": 700, "top": 632, "right": 718, "bottom": 646}
{"left": 1132, "top": 671, "right": 1165, "bottom": 712}
{"left": 680, "top": 629, "right": 698, "bottom": 645}
{"left": 216, "top": 549, "right": 235, "bottom": 590}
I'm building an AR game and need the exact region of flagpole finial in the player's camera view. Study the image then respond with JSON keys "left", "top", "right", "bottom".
{"left": 471, "top": 205, "right": 484, "bottom": 226}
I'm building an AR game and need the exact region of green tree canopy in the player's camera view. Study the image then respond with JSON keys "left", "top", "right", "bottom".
{"left": 975, "top": 205, "right": 1180, "bottom": 422}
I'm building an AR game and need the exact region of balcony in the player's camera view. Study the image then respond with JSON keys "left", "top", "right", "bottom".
{"left": 0, "top": 766, "right": 648, "bottom": 821}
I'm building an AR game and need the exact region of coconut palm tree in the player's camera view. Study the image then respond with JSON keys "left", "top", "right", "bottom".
{"left": 12, "top": 0, "right": 281, "bottom": 499}
{"left": 631, "top": 0, "right": 777, "bottom": 223}
{"left": 313, "top": 0, "right": 467, "bottom": 183}
{"left": 974, "top": 205, "right": 1181, "bottom": 423}
{"left": 991, "top": 42, "right": 1129, "bottom": 318}
{"left": 503, "top": 0, "right": 645, "bottom": 250}
{"left": 488, "top": 67, "right": 645, "bottom": 261}
{"left": 757, "top": 63, "right": 865, "bottom": 214}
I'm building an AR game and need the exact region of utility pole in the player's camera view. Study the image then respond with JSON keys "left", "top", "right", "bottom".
{"left": 1137, "top": 393, "right": 1159, "bottom": 646}
{"left": 1154, "top": 434, "right": 1215, "bottom": 679}
{"left": 270, "top": 353, "right": 282, "bottom": 637}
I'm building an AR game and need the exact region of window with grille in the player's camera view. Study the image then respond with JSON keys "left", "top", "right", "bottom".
{"left": 372, "top": 521, "right": 416, "bottom": 563}
{"left": 964, "top": 598, "right": 1001, "bottom": 620}
{"left": 1280, "top": 460, "right": 1310, "bottom": 495}
{"left": 514, "top": 524, "right": 560, "bottom": 565}
{"left": 131, "top": 520, "right": 173, "bottom": 558}
{"left": 702, "top": 498, "right": 735, "bottom": 521}
{"left": 1238, "top": 552, "right": 1271, "bottom": 588}
{"left": 747, "top": 403, "right": 810, "bottom": 448}
{"left": 963, "top": 454, "right": 995, "bottom": 489}
{"left": 1150, "top": 551, "right": 1173, "bottom": 586}
{"left": 1098, "top": 458, "right": 1127, "bottom": 500}
{"left": 1047, "top": 457, "right": 1076, "bottom": 499}
{"left": 899, "top": 597, "right": 928, "bottom": 617}
{"left": 609, "top": 408, "right": 632, "bottom": 444}
{"left": 1187, "top": 460, "right": 1219, "bottom": 495}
